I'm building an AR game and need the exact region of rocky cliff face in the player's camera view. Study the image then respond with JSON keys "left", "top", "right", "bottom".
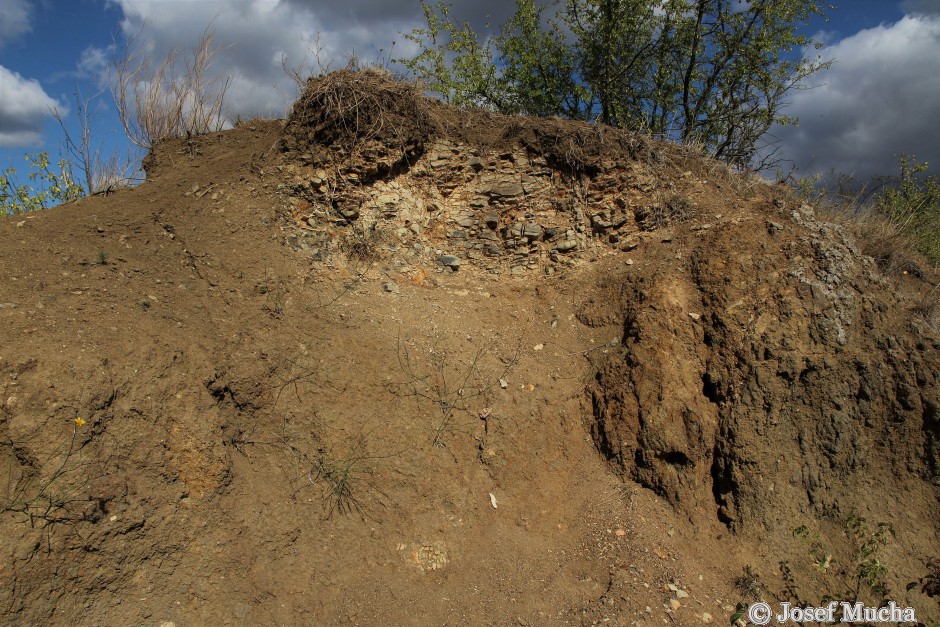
{"left": 278, "top": 71, "right": 939, "bottom": 547}
{"left": 276, "top": 69, "right": 741, "bottom": 277}
{"left": 588, "top": 203, "right": 938, "bottom": 538}
{"left": 2, "top": 70, "right": 937, "bottom": 625}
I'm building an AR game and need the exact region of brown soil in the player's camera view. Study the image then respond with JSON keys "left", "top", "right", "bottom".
{"left": 1, "top": 72, "right": 938, "bottom": 625}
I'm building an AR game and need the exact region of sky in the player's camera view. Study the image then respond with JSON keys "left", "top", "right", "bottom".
{"left": 1, "top": 0, "right": 939, "bottom": 188}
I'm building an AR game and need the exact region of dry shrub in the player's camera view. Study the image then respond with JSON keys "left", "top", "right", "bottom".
{"left": 912, "top": 285, "right": 939, "bottom": 333}
{"left": 280, "top": 69, "right": 657, "bottom": 175}
{"left": 54, "top": 88, "right": 140, "bottom": 194}
{"left": 340, "top": 222, "right": 387, "bottom": 262}
{"left": 635, "top": 190, "right": 695, "bottom": 230}
{"left": 817, "top": 197, "right": 939, "bottom": 333}
{"left": 113, "top": 24, "right": 230, "bottom": 150}
{"left": 282, "top": 68, "right": 440, "bottom": 163}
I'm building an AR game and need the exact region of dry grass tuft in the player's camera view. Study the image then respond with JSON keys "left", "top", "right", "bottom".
{"left": 113, "top": 24, "right": 230, "bottom": 150}
{"left": 282, "top": 69, "right": 438, "bottom": 162}
{"left": 819, "top": 203, "right": 928, "bottom": 277}
{"left": 281, "top": 69, "right": 660, "bottom": 175}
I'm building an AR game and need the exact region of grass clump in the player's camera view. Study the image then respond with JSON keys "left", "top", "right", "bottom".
{"left": 795, "top": 155, "right": 939, "bottom": 272}
{"left": 873, "top": 155, "right": 939, "bottom": 265}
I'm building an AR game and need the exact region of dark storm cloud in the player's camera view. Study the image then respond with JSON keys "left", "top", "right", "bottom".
{"left": 284, "top": 0, "right": 522, "bottom": 33}
{"left": 901, "top": 0, "right": 940, "bottom": 16}
{"left": 774, "top": 10, "right": 940, "bottom": 179}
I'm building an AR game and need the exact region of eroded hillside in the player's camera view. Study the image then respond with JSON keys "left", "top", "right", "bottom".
{"left": 1, "top": 70, "right": 937, "bottom": 625}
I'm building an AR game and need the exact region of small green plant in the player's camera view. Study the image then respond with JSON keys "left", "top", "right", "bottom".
{"left": 874, "top": 155, "right": 940, "bottom": 263}
{"left": 97, "top": 251, "right": 109, "bottom": 265}
{"left": 1, "top": 152, "right": 83, "bottom": 215}
{"left": 731, "top": 516, "right": 901, "bottom": 626}
{"left": 791, "top": 172, "right": 827, "bottom": 205}
{"left": 845, "top": 515, "right": 896, "bottom": 602}
{"left": 907, "top": 557, "right": 940, "bottom": 598}
{"left": 793, "top": 524, "right": 834, "bottom": 572}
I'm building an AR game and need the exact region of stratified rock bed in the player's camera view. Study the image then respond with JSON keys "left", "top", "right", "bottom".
{"left": 279, "top": 68, "right": 682, "bottom": 276}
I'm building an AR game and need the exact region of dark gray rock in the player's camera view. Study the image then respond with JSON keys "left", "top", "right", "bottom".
{"left": 439, "top": 255, "right": 462, "bottom": 270}
{"left": 592, "top": 213, "right": 613, "bottom": 230}
{"left": 338, "top": 205, "right": 360, "bottom": 220}
{"left": 522, "top": 223, "right": 544, "bottom": 241}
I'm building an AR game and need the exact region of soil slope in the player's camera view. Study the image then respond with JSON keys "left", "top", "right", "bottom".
{"left": 1, "top": 71, "right": 938, "bottom": 625}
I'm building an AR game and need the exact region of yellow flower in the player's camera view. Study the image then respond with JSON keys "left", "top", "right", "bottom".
{"left": 74, "top": 417, "right": 86, "bottom": 427}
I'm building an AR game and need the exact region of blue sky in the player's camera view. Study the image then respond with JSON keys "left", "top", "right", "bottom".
{"left": 2, "top": 0, "right": 939, "bottom": 188}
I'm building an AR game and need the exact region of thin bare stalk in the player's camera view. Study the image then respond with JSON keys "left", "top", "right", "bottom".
{"left": 111, "top": 21, "right": 231, "bottom": 150}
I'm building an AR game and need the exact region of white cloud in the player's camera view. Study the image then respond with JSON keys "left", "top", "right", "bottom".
{"left": 78, "top": 46, "right": 111, "bottom": 78}
{"left": 106, "top": 0, "right": 421, "bottom": 119}
{"left": 0, "top": 66, "right": 65, "bottom": 147}
{"left": 104, "top": 0, "right": 516, "bottom": 120}
{"left": 0, "top": 0, "right": 31, "bottom": 47}
{"left": 773, "top": 12, "right": 940, "bottom": 179}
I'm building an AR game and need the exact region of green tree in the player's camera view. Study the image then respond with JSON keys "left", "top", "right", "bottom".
{"left": 401, "top": 0, "right": 832, "bottom": 170}
{"left": 1, "top": 153, "right": 83, "bottom": 215}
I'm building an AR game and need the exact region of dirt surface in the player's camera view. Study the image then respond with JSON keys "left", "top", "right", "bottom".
{"left": 1, "top": 72, "right": 938, "bottom": 625}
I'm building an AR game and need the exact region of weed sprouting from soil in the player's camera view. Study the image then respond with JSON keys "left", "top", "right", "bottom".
{"left": 730, "top": 516, "right": 906, "bottom": 626}
{"left": 1, "top": 418, "right": 94, "bottom": 530}
{"left": 229, "top": 412, "right": 399, "bottom": 520}
{"left": 390, "top": 335, "right": 519, "bottom": 448}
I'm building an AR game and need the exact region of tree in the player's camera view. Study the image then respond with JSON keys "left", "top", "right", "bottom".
{"left": 400, "top": 0, "right": 832, "bottom": 170}
{"left": 0, "top": 153, "right": 82, "bottom": 215}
